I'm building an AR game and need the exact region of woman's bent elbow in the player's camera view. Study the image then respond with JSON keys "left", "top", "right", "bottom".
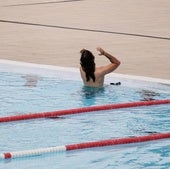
{"left": 117, "top": 61, "right": 121, "bottom": 66}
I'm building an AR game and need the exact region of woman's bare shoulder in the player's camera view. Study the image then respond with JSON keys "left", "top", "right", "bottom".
{"left": 95, "top": 63, "right": 119, "bottom": 76}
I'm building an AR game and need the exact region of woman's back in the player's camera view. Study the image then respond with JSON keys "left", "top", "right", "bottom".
{"left": 80, "top": 66, "right": 104, "bottom": 87}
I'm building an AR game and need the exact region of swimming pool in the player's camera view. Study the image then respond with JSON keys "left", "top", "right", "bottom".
{"left": 0, "top": 60, "right": 170, "bottom": 169}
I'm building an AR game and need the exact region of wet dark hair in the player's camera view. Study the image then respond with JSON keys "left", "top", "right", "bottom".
{"left": 80, "top": 49, "right": 96, "bottom": 82}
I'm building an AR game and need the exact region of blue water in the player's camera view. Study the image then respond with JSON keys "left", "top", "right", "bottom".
{"left": 0, "top": 72, "right": 170, "bottom": 169}
{"left": 0, "top": 72, "right": 169, "bottom": 116}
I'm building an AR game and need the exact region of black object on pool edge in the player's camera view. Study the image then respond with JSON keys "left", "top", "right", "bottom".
{"left": 110, "top": 82, "right": 121, "bottom": 85}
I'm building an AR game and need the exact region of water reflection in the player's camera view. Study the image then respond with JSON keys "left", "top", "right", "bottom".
{"left": 137, "top": 89, "right": 160, "bottom": 101}
{"left": 80, "top": 86, "right": 105, "bottom": 106}
{"left": 22, "top": 75, "right": 41, "bottom": 87}
{"left": 81, "top": 86, "right": 105, "bottom": 99}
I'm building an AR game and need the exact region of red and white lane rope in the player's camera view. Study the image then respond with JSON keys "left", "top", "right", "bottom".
{"left": 0, "top": 99, "right": 170, "bottom": 123}
{"left": 1, "top": 133, "right": 170, "bottom": 160}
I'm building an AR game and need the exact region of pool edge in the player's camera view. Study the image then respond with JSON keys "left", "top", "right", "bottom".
{"left": 0, "top": 59, "right": 170, "bottom": 85}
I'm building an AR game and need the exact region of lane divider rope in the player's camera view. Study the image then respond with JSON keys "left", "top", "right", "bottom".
{"left": 0, "top": 99, "right": 170, "bottom": 123}
{"left": 1, "top": 133, "right": 170, "bottom": 160}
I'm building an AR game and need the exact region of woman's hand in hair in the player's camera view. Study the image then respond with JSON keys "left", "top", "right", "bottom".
{"left": 96, "top": 47, "right": 105, "bottom": 55}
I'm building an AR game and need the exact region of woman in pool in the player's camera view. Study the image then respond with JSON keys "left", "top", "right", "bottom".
{"left": 80, "top": 47, "right": 121, "bottom": 87}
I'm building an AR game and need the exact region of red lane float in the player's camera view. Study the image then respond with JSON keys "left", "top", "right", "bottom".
{"left": 66, "top": 132, "right": 170, "bottom": 151}
{"left": 0, "top": 99, "right": 170, "bottom": 123}
{"left": 1, "top": 133, "right": 170, "bottom": 159}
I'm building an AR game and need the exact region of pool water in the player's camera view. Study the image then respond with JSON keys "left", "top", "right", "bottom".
{"left": 0, "top": 71, "right": 170, "bottom": 169}
{"left": 0, "top": 72, "right": 169, "bottom": 115}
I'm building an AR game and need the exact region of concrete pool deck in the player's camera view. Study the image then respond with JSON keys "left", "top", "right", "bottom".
{"left": 0, "top": 0, "right": 170, "bottom": 79}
